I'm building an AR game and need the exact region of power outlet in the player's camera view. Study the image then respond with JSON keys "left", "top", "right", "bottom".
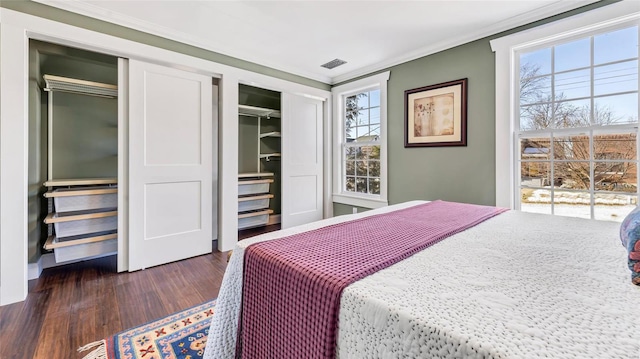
{"left": 352, "top": 207, "right": 358, "bottom": 214}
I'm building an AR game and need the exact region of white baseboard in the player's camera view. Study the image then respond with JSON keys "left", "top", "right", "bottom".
{"left": 27, "top": 257, "right": 44, "bottom": 280}
{"left": 28, "top": 252, "right": 116, "bottom": 280}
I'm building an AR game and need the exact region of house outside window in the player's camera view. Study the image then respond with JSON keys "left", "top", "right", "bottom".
{"left": 491, "top": 2, "right": 640, "bottom": 222}
{"left": 332, "top": 72, "right": 389, "bottom": 209}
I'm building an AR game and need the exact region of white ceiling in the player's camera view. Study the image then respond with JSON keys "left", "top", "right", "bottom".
{"left": 37, "top": 0, "right": 600, "bottom": 84}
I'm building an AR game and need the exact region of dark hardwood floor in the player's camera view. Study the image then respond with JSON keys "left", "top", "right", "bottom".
{"left": 0, "top": 225, "right": 279, "bottom": 359}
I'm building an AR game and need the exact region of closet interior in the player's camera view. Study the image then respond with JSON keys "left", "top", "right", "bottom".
{"left": 238, "top": 85, "right": 282, "bottom": 231}
{"left": 29, "top": 40, "right": 119, "bottom": 265}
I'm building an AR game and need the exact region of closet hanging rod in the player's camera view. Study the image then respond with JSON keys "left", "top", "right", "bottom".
{"left": 43, "top": 74, "right": 118, "bottom": 98}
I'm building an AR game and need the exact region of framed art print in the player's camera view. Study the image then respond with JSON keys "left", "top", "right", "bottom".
{"left": 404, "top": 78, "right": 467, "bottom": 147}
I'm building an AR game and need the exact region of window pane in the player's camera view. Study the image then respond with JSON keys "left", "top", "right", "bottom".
{"left": 520, "top": 189, "right": 552, "bottom": 215}
{"left": 594, "top": 161, "right": 637, "bottom": 192}
{"left": 594, "top": 60, "right": 638, "bottom": 96}
{"left": 594, "top": 93, "right": 639, "bottom": 124}
{"left": 594, "top": 26, "right": 638, "bottom": 65}
{"left": 368, "top": 178, "right": 380, "bottom": 195}
{"left": 356, "top": 178, "right": 367, "bottom": 193}
{"left": 554, "top": 162, "right": 590, "bottom": 190}
{"left": 356, "top": 147, "right": 365, "bottom": 160}
{"left": 555, "top": 38, "right": 590, "bottom": 72}
{"left": 521, "top": 48, "right": 552, "bottom": 76}
{"left": 356, "top": 109, "right": 369, "bottom": 126}
{"left": 520, "top": 106, "right": 553, "bottom": 130}
{"left": 345, "top": 124, "right": 356, "bottom": 141}
{"left": 356, "top": 92, "right": 369, "bottom": 109}
{"left": 520, "top": 137, "right": 550, "bottom": 160}
{"left": 553, "top": 99, "right": 590, "bottom": 128}
{"left": 345, "top": 95, "right": 358, "bottom": 134}
{"left": 520, "top": 75, "right": 551, "bottom": 105}
{"left": 345, "top": 177, "right": 355, "bottom": 192}
{"left": 553, "top": 190, "right": 591, "bottom": 219}
{"left": 594, "top": 133, "right": 636, "bottom": 160}
{"left": 555, "top": 69, "right": 590, "bottom": 100}
{"left": 521, "top": 161, "right": 550, "bottom": 187}
{"left": 368, "top": 145, "right": 380, "bottom": 160}
{"left": 356, "top": 126, "right": 370, "bottom": 139}
{"left": 345, "top": 160, "right": 355, "bottom": 176}
{"left": 594, "top": 195, "right": 637, "bottom": 222}
{"left": 369, "top": 160, "right": 381, "bottom": 177}
{"left": 370, "top": 107, "right": 380, "bottom": 124}
{"left": 345, "top": 147, "right": 356, "bottom": 160}
{"left": 369, "top": 89, "right": 380, "bottom": 107}
{"left": 369, "top": 126, "right": 381, "bottom": 138}
{"left": 554, "top": 135, "right": 589, "bottom": 160}
{"left": 517, "top": 26, "right": 640, "bottom": 223}
{"left": 356, "top": 161, "right": 367, "bottom": 176}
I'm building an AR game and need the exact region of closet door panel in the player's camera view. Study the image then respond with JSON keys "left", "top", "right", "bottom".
{"left": 128, "top": 59, "right": 212, "bottom": 271}
{"left": 281, "top": 94, "right": 323, "bottom": 228}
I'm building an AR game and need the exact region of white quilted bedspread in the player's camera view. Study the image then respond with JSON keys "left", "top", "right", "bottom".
{"left": 204, "top": 201, "right": 640, "bottom": 359}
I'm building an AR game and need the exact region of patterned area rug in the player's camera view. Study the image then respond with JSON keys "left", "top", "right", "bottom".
{"left": 79, "top": 300, "right": 215, "bottom": 359}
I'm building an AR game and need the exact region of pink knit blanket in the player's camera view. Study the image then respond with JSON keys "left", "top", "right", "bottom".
{"left": 239, "top": 201, "right": 507, "bottom": 359}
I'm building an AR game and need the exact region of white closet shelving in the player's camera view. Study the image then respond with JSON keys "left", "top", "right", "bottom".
{"left": 238, "top": 103, "right": 281, "bottom": 229}
{"left": 42, "top": 74, "right": 119, "bottom": 263}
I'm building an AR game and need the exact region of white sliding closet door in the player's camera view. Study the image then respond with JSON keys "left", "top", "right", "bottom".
{"left": 281, "top": 94, "right": 323, "bottom": 229}
{"left": 128, "top": 59, "right": 212, "bottom": 270}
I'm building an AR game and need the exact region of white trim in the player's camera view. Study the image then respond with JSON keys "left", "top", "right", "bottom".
{"left": 490, "top": 1, "right": 640, "bottom": 209}
{"left": 28, "top": 253, "right": 117, "bottom": 280}
{"left": 0, "top": 20, "right": 30, "bottom": 306}
{"left": 33, "top": 0, "right": 597, "bottom": 85}
{"left": 331, "top": 71, "right": 390, "bottom": 209}
{"left": 117, "top": 58, "right": 129, "bottom": 272}
{"left": 218, "top": 73, "right": 240, "bottom": 253}
{"left": 323, "top": 96, "right": 334, "bottom": 218}
{"left": 33, "top": 0, "right": 332, "bottom": 84}
{"left": 27, "top": 259, "right": 43, "bottom": 281}
{"left": 0, "top": 7, "right": 330, "bottom": 304}
{"left": 332, "top": 1, "right": 599, "bottom": 84}
{"left": 332, "top": 194, "right": 388, "bottom": 209}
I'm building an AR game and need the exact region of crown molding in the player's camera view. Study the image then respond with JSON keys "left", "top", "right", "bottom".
{"left": 329, "top": 0, "right": 601, "bottom": 84}
{"left": 32, "top": 0, "right": 333, "bottom": 84}
{"left": 33, "top": 0, "right": 600, "bottom": 86}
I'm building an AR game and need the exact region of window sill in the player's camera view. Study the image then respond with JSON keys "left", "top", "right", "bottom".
{"left": 332, "top": 193, "right": 388, "bottom": 209}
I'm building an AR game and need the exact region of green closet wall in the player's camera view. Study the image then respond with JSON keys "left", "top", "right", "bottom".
{"left": 28, "top": 40, "right": 118, "bottom": 262}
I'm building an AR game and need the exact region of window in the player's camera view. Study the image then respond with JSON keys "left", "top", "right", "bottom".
{"left": 332, "top": 72, "right": 389, "bottom": 208}
{"left": 491, "top": 2, "right": 640, "bottom": 222}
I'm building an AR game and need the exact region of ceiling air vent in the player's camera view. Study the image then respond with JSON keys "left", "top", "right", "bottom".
{"left": 321, "top": 58, "right": 347, "bottom": 70}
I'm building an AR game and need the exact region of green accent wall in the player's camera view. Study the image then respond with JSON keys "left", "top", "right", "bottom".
{"left": 333, "top": 0, "right": 618, "bottom": 216}
{"left": 0, "top": 0, "right": 329, "bottom": 91}
{"left": 333, "top": 204, "right": 371, "bottom": 216}
{"left": 388, "top": 38, "right": 497, "bottom": 206}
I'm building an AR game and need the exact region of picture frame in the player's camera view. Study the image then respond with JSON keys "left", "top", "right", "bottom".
{"left": 404, "top": 78, "right": 467, "bottom": 147}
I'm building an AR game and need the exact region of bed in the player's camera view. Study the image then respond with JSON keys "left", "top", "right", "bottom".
{"left": 204, "top": 201, "right": 640, "bottom": 359}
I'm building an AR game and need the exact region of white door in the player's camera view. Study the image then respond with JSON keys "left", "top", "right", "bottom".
{"left": 281, "top": 94, "right": 323, "bottom": 228}
{"left": 128, "top": 59, "right": 212, "bottom": 270}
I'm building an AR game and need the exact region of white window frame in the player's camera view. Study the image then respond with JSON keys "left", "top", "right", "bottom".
{"left": 332, "top": 71, "right": 390, "bottom": 209}
{"left": 490, "top": 1, "right": 640, "bottom": 209}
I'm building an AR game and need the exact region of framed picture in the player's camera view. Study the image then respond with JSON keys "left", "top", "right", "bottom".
{"left": 404, "top": 78, "right": 467, "bottom": 147}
